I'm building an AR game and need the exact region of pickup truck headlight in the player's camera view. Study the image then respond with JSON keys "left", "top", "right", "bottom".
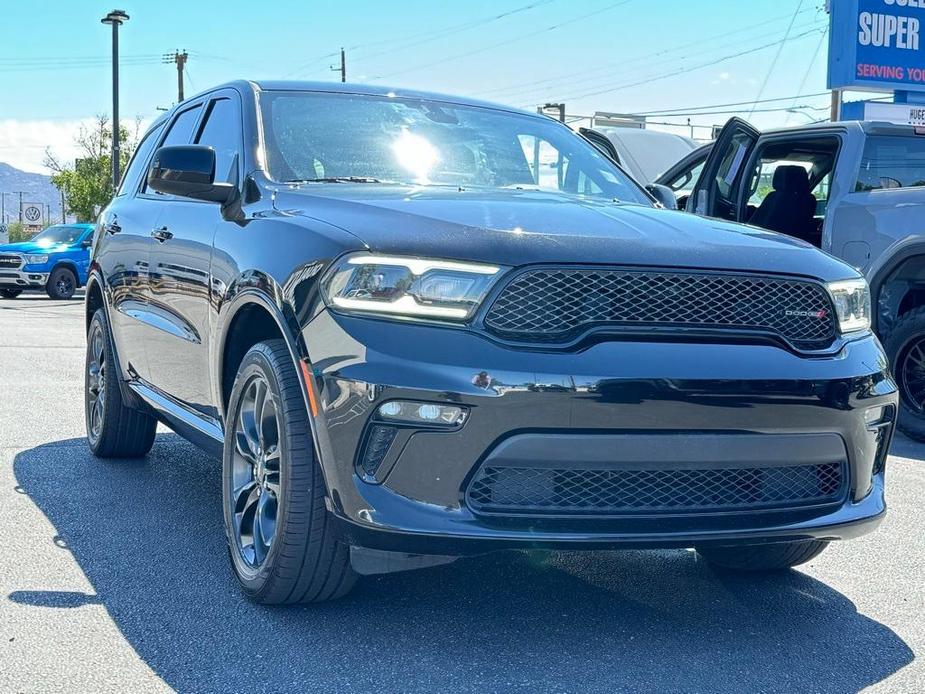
{"left": 23, "top": 254, "right": 48, "bottom": 266}
{"left": 323, "top": 254, "right": 505, "bottom": 320}
{"left": 827, "top": 278, "right": 871, "bottom": 334}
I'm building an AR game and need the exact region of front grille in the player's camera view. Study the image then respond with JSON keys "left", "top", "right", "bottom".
{"left": 484, "top": 268, "right": 837, "bottom": 348}
{"left": 466, "top": 462, "right": 846, "bottom": 516}
{"left": 0, "top": 254, "right": 22, "bottom": 270}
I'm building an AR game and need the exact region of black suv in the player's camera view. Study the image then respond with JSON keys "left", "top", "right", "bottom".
{"left": 85, "top": 81, "right": 898, "bottom": 603}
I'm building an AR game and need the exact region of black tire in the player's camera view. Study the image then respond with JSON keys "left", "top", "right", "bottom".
{"left": 0, "top": 288, "right": 22, "bottom": 299}
{"left": 696, "top": 540, "right": 829, "bottom": 572}
{"left": 222, "top": 339, "right": 356, "bottom": 604}
{"left": 884, "top": 306, "right": 925, "bottom": 442}
{"left": 47, "top": 266, "right": 77, "bottom": 300}
{"left": 85, "top": 308, "right": 157, "bottom": 458}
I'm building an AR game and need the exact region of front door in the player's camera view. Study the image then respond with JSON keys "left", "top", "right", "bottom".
{"left": 688, "top": 117, "right": 760, "bottom": 220}
{"left": 145, "top": 92, "right": 243, "bottom": 418}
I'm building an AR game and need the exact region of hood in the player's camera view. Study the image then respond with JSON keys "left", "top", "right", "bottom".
{"left": 272, "top": 185, "right": 858, "bottom": 282}
{"left": 0, "top": 241, "right": 71, "bottom": 254}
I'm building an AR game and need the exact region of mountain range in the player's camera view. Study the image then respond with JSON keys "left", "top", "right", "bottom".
{"left": 0, "top": 162, "right": 64, "bottom": 226}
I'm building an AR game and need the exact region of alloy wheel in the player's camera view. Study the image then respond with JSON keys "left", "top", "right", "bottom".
{"left": 897, "top": 335, "right": 925, "bottom": 413}
{"left": 230, "top": 374, "right": 282, "bottom": 569}
{"left": 86, "top": 322, "right": 107, "bottom": 443}
{"left": 57, "top": 274, "right": 75, "bottom": 298}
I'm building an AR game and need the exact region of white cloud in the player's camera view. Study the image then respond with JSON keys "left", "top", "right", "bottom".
{"left": 0, "top": 118, "right": 98, "bottom": 174}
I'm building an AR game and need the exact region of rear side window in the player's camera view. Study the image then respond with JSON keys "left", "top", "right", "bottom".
{"left": 856, "top": 135, "right": 925, "bottom": 192}
{"left": 116, "top": 122, "right": 164, "bottom": 196}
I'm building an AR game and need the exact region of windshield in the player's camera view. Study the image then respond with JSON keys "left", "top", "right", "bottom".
{"left": 259, "top": 91, "right": 652, "bottom": 205}
{"left": 30, "top": 225, "right": 86, "bottom": 247}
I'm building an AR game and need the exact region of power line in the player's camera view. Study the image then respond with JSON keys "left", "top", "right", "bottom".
{"left": 370, "top": 0, "right": 634, "bottom": 81}
{"left": 282, "top": 0, "right": 560, "bottom": 78}
{"left": 633, "top": 91, "right": 831, "bottom": 117}
{"left": 546, "top": 25, "right": 825, "bottom": 105}
{"left": 499, "top": 16, "right": 825, "bottom": 105}
{"left": 748, "top": 0, "right": 804, "bottom": 118}
{"left": 474, "top": 5, "right": 820, "bottom": 100}
{"left": 785, "top": 25, "right": 829, "bottom": 125}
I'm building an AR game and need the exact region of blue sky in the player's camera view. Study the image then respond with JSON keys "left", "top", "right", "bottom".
{"left": 1, "top": 0, "right": 837, "bottom": 171}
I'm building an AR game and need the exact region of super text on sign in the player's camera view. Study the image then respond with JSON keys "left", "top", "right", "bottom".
{"left": 829, "top": 0, "right": 925, "bottom": 91}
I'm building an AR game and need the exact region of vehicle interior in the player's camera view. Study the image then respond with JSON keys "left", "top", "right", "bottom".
{"left": 739, "top": 136, "right": 840, "bottom": 248}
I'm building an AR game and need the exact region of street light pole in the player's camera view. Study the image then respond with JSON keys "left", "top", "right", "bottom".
{"left": 101, "top": 10, "right": 129, "bottom": 191}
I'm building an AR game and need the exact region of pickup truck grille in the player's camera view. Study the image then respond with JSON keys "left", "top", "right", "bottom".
{"left": 0, "top": 254, "right": 22, "bottom": 270}
{"left": 483, "top": 268, "right": 838, "bottom": 349}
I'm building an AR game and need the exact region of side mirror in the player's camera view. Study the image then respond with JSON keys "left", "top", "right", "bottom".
{"left": 147, "top": 145, "right": 235, "bottom": 204}
{"left": 646, "top": 183, "right": 678, "bottom": 210}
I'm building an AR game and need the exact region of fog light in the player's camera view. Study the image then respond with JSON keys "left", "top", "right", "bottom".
{"left": 360, "top": 425, "right": 398, "bottom": 477}
{"left": 376, "top": 400, "right": 468, "bottom": 426}
{"left": 864, "top": 406, "right": 886, "bottom": 425}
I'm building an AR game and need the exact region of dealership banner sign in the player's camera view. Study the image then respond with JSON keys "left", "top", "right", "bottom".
{"left": 829, "top": 0, "right": 925, "bottom": 91}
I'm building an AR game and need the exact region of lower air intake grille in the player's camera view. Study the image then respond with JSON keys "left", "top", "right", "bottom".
{"left": 483, "top": 268, "right": 837, "bottom": 348}
{"left": 465, "top": 462, "right": 846, "bottom": 516}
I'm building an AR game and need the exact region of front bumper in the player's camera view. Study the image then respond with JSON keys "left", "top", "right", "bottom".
{"left": 0, "top": 269, "right": 49, "bottom": 288}
{"left": 303, "top": 311, "right": 897, "bottom": 554}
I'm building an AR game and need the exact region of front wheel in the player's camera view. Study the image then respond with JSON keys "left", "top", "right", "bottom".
{"left": 222, "top": 339, "right": 356, "bottom": 604}
{"left": 696, "top": 540, "right": 829, "bottom": 572}
{"left": 0, "top": 288, "right": 22, "bottom": 299}
{"left": 884, "top": 306, "right": 925, "bottom": 441}
{"left": 47, "top": 267, "right": 77, "bottom": 300}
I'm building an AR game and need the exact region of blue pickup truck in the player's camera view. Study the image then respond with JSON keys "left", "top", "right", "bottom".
{"left": 0, "top": 223, "right": 94, "bottom": 300}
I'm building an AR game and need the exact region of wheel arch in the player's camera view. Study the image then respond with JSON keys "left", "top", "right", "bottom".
{"left": 49, "top": 259, "right": 82, "bottom": 286}
{"left": 869, "top": 238, "right": 925, "bottom": 340}
{"left": 215, "top": 288, "right": 312, "bottom": 425}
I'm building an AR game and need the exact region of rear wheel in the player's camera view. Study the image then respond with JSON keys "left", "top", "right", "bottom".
{"left": 0, "top": 288, "right": 22, "bottom": 299}
{"left": 85, "top": 309, "right": 157, "bottom": 458}
{"left": 47, "top": 266, "right": 77, "bottom": 300}
{"left": 884, "top": 307, "right": 925, "bottom": 441}
{"left": 697, "top": 540, "right": 829, "bottom": 572}
{"left": 223, "top": 339, "right": 356, "bottom": 604}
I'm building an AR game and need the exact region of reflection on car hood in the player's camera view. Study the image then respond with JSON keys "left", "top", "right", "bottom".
{"left": 273, "top": 184, "right": 857, "bottom": 282}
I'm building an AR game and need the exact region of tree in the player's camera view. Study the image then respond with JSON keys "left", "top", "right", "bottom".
{"left": 44, "top": 115, "right": 141, "bottom": 223}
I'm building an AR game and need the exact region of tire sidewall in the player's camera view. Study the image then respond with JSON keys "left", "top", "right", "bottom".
{"left": 48, "top": 267, "right": 77, "bottom": 300}
{"left": 884, "top": 312, "right": 925, "bottom": 440}
{"left": 85, "top": 310, "right": 117, "bottom": 453}
{"left": 222, "top": 348, "right": 292, "bottom": 594}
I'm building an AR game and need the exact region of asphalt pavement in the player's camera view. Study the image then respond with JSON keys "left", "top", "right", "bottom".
{"left": 0, "top": 293, "right": 922, "bottom": 693}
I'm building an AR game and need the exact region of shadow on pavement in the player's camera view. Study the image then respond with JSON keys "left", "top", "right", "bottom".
{"left": 13, "top": 435, "right": 914, "bottom": 692}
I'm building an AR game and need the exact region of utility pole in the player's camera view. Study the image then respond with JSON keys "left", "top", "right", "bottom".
{"left": 14, "top": 191, "right": 24, "bottom": 223}
{"left": 330, "top": 48, "right": 345, "bottom": 82}
{"left": 101, "top": 10, "right": 130, "bottom": 190}
{"left": 61, "top": 188, "right": 66, "bottom": 223}
{"left": 1, "top": 192, "right": 5, "bottom": 224}
{"left": 163, "top": 50, "right": 189, "bottom": 102}
{"left": 830, "top": 89, "right": 842, "bottom": 122}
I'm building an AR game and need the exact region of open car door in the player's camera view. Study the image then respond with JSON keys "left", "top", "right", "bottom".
{"left": 578, "top": 127, "right": 621, "bottom": 165}
{"left": 688, "top": 117, "right": 759, "bottom": 220}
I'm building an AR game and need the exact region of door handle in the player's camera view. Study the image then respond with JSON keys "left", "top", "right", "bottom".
{"left": 151, "top": 226, "right": 173, "bottom": 242}
{"left": 104, "top": 221, "right": 121, "bottom": 235}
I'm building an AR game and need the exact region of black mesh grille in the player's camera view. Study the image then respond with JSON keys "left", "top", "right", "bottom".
{"left": 484, "top": 268, "right": 837, "bottom": 348}
{"left": 466, "top": 462, "right": 846, "bottom": 515}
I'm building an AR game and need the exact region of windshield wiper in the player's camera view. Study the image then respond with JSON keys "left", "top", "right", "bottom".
{"left": 284, "top": 176, "right": 386, "bottom": 184}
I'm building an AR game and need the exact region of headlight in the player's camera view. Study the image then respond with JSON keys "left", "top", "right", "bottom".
{"left": 827, "top": 278, "right": 871, "bottom": 333}
{"left": 323, "top": 254, "right": 505, "bottom": 320}
{"left": 23, "top": 254, "right": 48, "bottom": 265}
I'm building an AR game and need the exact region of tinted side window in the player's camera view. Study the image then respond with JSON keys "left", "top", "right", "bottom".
{"left": 856, "top": 135, "right": 925, "bottom": 191}
{"left": 162, "top": 105, "right": 202, "bottom": 147}
{"left": 116, "top": 122, "right": 165, "bottom": 197}
{"left": 143, "top": 105, "right": 202, "bottom": 193}
{"left": 195, "top": 98, "right": 240, "bottom": 184}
